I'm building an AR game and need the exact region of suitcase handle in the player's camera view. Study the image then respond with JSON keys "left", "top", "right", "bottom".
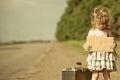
{"left": 74, "top": 62, "right": 82, "bottom": 69}
{"left": 76, "top": 62, "right": 82, "bottom": 65}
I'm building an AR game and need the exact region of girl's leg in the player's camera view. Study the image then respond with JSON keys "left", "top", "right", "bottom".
{"left": 102, "top": 69, "right": 111, "bottom": 80}
{"left": 91, "top": 71, "right": 99, "bottom": 80}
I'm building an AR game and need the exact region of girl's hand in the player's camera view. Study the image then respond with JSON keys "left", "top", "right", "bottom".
{"left": 83, "top": 42, "right": 92, "bottom": 51}
{"left": 87, "top": 45, "right": 92, "bottom": 51}
{"left": 110, "top": 42, "right": 117, "bottom": 49}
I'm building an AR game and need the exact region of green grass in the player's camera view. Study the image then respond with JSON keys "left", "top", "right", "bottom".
{"left": 62, "top": 40, "right": 88, "bottom": 55}
{"left": 63, "top": 40, "right": 120, "bottom": 57}
{"left": 0, "top": 41, "right": 26, "bottom": 45}
{"left": 115, "top": 41, "right": 120, "bottom": 57}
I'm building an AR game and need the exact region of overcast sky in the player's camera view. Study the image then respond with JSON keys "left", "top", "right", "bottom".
{"left": 0, "top": 0, "right": 67, "bottom": 43}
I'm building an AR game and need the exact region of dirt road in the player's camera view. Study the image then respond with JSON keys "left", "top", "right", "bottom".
{"left": 0, "top": 42, "right": 53, "bottom": 80}
{"left": 22, "top": 42, "right": 120, "bottom": 80}
{"left": 0, "top": 42, "right": 119, "bottom": 80}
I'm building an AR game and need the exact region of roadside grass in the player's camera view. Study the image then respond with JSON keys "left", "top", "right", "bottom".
{"left": 115, "top": 41, "right": 120, "bottom": 57}
{"left": 0, "top": 41, "right": 26, "bottom": 45}
{"left": 62, "top": 40, "right": 87, "bottom": 55}
{"left": 0, "top": 40, "right": 51, "bottom": 46}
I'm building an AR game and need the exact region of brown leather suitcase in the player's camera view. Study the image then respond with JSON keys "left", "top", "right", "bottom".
{"left": 62, "top": 62, "right": 92, "bottom": 80}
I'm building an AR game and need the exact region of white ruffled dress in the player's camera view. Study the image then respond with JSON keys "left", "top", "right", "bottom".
{"left": 86, "top": 29, "right": 117, "bottom": 71}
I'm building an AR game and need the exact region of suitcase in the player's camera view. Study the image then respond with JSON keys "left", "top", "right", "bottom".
{"left": 62, "top": 62, "right": 92, "bottom": 80}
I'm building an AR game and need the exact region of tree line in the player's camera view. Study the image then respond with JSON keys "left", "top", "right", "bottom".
{"left": 56, "top": 0, "right": 120, "bottom": 41}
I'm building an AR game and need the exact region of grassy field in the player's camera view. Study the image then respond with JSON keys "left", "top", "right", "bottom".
{"left": 63, "top": 40, "right": 120, "bottom": 57}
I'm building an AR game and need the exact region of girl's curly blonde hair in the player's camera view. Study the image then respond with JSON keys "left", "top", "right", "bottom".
{"left": 91, "top": 5, "right": 112, "bottom": 29}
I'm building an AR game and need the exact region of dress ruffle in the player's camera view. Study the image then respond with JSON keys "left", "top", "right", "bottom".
{"left": 87, "top": 51, "right": 117, "bottom": 71}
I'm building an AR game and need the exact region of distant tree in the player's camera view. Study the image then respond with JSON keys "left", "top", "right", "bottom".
{"left": 56, "top": 0, "right": 120, "bottom": 41}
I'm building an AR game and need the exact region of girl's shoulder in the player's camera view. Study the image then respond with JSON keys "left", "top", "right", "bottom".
{"left": 88, "top": 28, "right": 97, "bottom": 33}
{"left": 88, "top": 28, "right": 95, "bottom": 36}
{"left": 88, "top": 28, "right": 110, "bottom": 36}
{"left": 89, "top": 28, "right": 109, "bottom": 32}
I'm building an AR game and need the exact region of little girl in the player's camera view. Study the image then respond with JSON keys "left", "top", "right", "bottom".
{"left": 83, "top": 5, "right": 117, "bottom": 80}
